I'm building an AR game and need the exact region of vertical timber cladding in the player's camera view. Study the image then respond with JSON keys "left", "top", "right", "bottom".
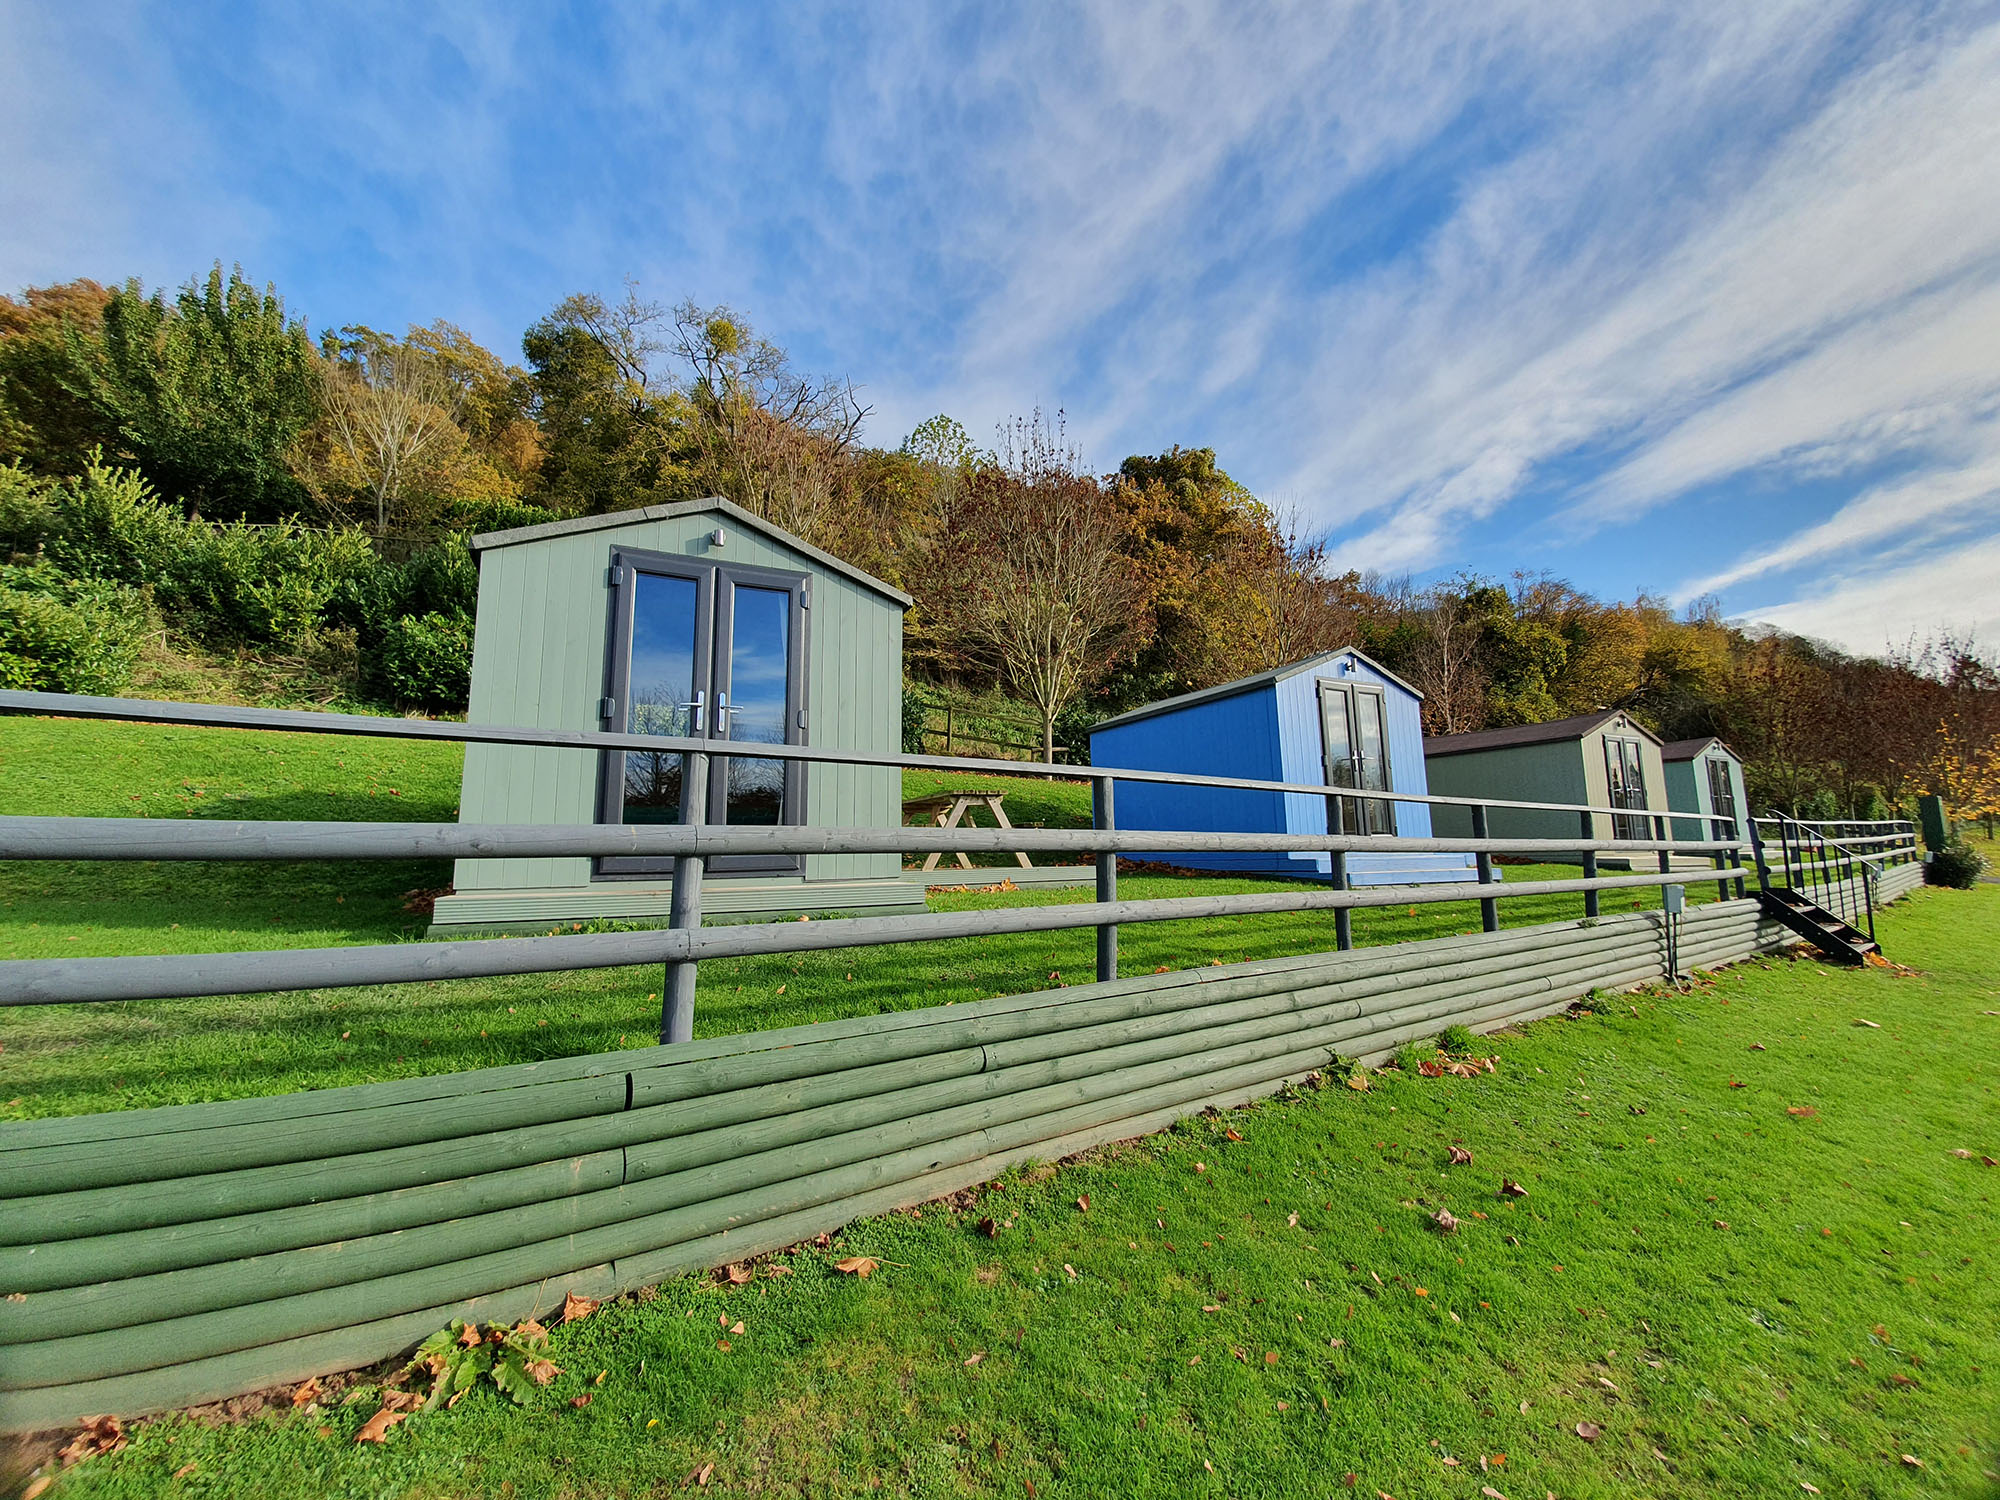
{"left": 439, "top": 497, "right": 912, "bottom": 929}
{"left": 0, "top": 901, "right": 1820, "bottom": 1433}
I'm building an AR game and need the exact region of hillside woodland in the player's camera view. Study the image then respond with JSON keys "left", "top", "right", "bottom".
{"left": 2, "top": 266, "right": 1996, "bottom": 826}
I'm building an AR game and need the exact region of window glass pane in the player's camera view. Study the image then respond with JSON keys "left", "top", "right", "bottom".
{"left": 622, "top": 572, "right": 699, "bottom": 825}
{"left": 1357, "top": 693, "right": 1394, "bottom": 833}
{"left": 1320, "top": 687, "right": 1356, "bottom": 786}
{"left": 724, "top": 585, "right": 791, "bottom": 826}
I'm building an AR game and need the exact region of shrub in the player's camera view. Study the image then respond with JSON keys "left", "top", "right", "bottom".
{"left": 1393, "top": 1041, "right": 1433, "bottom": 1074}
{"left": 0, "top": 463, "right": 55, "bottom": 557}
{"left": 0, "top": 563, "right": 149, "bottom": 694}
{"left": 1926, "top": 841, "right": 1986, "bottom": 890}
{"left": 42, "top": 457, "right": 375, "bottom": 646}
{"left": 378, "top": 611, "right": 472, "bottom": 710}
{"left": 1436, "top": 1023, "right": 1477, "bottom": 1055}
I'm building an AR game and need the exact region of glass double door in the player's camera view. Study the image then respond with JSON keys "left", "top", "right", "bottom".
{"left": 599, "top": 549, "right": 806, "bottom": 876}
{"left": 1705, "top": 755, "right": 1739, "bottom": 840}
{"left": 1604, "top": 737, "right": 1650, "bottom": 840}
{"left": 1319, "top": 680, "right": 1395, "bottom": 835}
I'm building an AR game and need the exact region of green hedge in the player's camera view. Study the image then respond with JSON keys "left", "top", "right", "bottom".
{"left": 0, "top": 563, "right": 149, "bottom": 694}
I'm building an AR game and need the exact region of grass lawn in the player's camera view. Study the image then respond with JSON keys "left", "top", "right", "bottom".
{"left": 0, "top": 718, "right": 1731, "bottom": 1119}
{"left": 8, "top": 882, "right": 1994, "bottom": 1497}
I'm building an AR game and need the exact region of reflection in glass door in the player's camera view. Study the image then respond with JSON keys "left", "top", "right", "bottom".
{"left": 1605, "top": 738, "right": 1649, "bottom": 840}
{"left": 1318, "top": 681, "right": 1395, "bottom": 835}
{"left": 716, "top": 582, "right": 793, "bottom": 827}
{"left": 599, "top": 549, "right": 807, "bottom": 877}
{"left": 1705, "top": 756, "right": 1738, "bottom": 840}
{"left": 621, "top": 571, "right": 706, "bottom": 825}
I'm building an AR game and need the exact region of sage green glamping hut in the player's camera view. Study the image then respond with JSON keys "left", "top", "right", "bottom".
{"left": 429, "top": 497, "right": 917, "bottom": 932}
{"left": 1422, "top": 710, "right": 1669, "bottom": 850}
{"left": 1662, "top": 736, "right": 1747, "bottom": 843}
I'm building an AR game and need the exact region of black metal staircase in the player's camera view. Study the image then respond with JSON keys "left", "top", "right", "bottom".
{"left": 1751, "top": 815, "right": 1880, "bottom": 965}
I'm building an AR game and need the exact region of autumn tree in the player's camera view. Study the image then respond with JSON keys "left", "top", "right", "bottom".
{"left": 939, "top": 412, "right": 1150, "bottom": 762}
{"left": 0, "top": 280, "right": 118, "bottom": 473}
{"left": 316, "top": 327, "right": 471, "bottom": 534}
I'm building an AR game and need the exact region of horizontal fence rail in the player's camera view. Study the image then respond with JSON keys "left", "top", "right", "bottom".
{"left": 0, "top": 817, "right": 1746, "bottom": 863}
{"left": 0, "top": 690, "right": 1744, "bottom": 829}
{"left": 0, "top": 869, "right": 1742, "bottom": 1006}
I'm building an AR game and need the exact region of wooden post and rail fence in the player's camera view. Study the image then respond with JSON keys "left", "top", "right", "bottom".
{"left": 0, "top": 689, "right": 1924, "bottom": 1431}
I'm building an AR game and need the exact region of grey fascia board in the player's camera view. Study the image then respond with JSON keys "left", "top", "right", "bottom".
{"left": 470, "top": 496, "right": 913, "bottom": 608}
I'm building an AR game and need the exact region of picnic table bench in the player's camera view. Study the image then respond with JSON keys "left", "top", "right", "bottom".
{"left": 901, "top": 788, "right": 1035, "bottom": 873}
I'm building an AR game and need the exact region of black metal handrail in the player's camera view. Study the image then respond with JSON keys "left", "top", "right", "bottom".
{"left": 1750, "top": 814, "right": 1917, "bottom": 949}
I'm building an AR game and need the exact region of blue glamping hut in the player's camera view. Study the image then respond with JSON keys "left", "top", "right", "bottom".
{"left": 1087, "top": 648, "right": 1479, "bottom": 885}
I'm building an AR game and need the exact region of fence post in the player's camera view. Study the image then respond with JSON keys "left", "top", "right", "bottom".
{"left": 1327, "top": 794, "right": 1352, "bottom": 952}
{"left": 660, "top": 748, "right": 707, "bottom": 1046}
{"left": 1471, "top": 804, "right": 1498, "bottom": 933}
{"left": 1093, "top": 776, "right": 1117, "bottom": 983}
{"left": 1580, "top": 808, "right": 1600, "bottom": 918}
{"left": 1653, "top": 813, "right": 1671, "bottom": 876}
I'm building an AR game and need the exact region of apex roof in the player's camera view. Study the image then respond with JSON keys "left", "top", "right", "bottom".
{"left": 470, "top": 495, "right": 912, "bottom": 608}
{"left": 1089, "top": 647, "right": 1422, "bottom": 734}
{"left": 1661, "top": 735, "right": 1740, "bottom": 763}
{"left": 1424, "top": 710, "right": 1662, "bottom": 758}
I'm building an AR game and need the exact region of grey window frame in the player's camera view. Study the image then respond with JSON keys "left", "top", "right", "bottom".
{"left": 1317, "top": 679, "right": 1396, "bottom": 836}
{"left": 594, "top": 545, "right": 812, "bottom": 879}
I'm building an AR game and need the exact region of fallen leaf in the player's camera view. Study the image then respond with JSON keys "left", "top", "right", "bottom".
{"left": 1347, "top": 1074, "right": 1371, "bottom": 1091}
{"left": 1787, "top": 1106, "right": 1818, "bottom": 1117}
{"left": 685, "top": 1460, "right": 716, "bottom": 1486}
{"left": 1413, "top": 1287, "right": 1430, "bottom": 1296}
{"left": 570, "top": 1394, "right": 592, "bottom": 1408}
{"left": 1728, "top": 1079, "right": 1746, "bottom": 1089}
{"left": 1264, "top": 1350, "right": 1279, "bottom": 1365}
{"left": 835, "top": 1255, "right": 880, "bottom": 1277}
{"left": 1287, "top": 1211, "right": 1300, "bottom": 1228}
{"left": 22, "top": 1481, "right": 50, "bottom": 1500}
{"left": 458, "top": 1323, "right": 483, "bottom": 1348}
{"left": 1900, "top": 1454, "right": 1923, "bottom": 1468}
{"left": 728, "top": 1320, "right": 745, "bottom": 1336}
{"left": 354, "top": 1407, "right": 406, "bottom": 1445}
{"left": 380, "top": 1389, "right": 423, "bottom": 1413}
{"left": 1500, "top": 1179, "right": 1528, "bottom": 1198}
{"left": 1750, "top": 1043, "right": 1766, "bottom": 1051}
{"left": 1431, "top": 1209, "right": 1459, "bottom": 1235}
{"left": 1951, "top": 1148, "right": 1976, "bottom": 1158}
{"left": 561, "top": 1290, "right": 600, "bottom": 1323}
{"left": 1482, "top": 1488, "right": 1509, "bottom": 1499}
{"left": 1448, "top": 1146, "right": 1474, "bottom": 1166}
{"left": 965, "top": 1351, "right": 985, "bottom": 1366}
{"left": 1800, "top": 1483, "right": 1821, "bottom": 1494}
{"left": 291, "top": 1377, "right": 322, "bottom": 1408}
{"left": 716, "top": 1263, "right": 753, "bottom": 1286}
{"left": 516, "top": 1319, "right": 549, "bottom": 1342}
{"left": 172, "top": 1462, "right": 198, "bottom": 1479}
{"left": 1076, "top": 1194, "right": 1090, "bottom": 1212}
{"left": 1714, "top": 1220, "right": 1730, "bottom": 1230}
{"left": 978, "top": 1217, "right": 1000, "bottom": 1238}
{"left": 56, "top": 1415, "right": 127, "bottom": 1467}
{"left": 1226, "top": 1129, "right": 1244, "bottom": 1141}
{"left": 1575, "top": 1420, "right": 1602, "bottom": 1442}
{"left": 766, "top": 1263, "right": 793, "bottom": 1277}
{"left": 1853, "top": 1018, "right": 1881, "bottom": 1028}
{"left": 774, "top": 984, "right": 786, "bottom": 995}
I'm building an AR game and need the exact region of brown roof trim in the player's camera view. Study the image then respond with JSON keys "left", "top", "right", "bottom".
{"left": 1424, "top": 710, "right": 1662, "bottom": 758}
{"left": 1661, "top": 736, "right": 1740, "bottom": 763}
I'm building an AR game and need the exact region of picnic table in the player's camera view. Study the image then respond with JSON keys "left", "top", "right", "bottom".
{"left": 901, "top": 788, "right": 1035, "bottom": 873}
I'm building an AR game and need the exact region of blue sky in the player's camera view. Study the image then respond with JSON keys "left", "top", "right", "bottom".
{"left": 5, "top": 2, "right": 1998, "bottom": 655}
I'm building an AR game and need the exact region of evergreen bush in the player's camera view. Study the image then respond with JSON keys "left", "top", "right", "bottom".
{"left": 1926, "top": 841, "right": 1986, "bottom": 889}
{"left": 0, "top": 563, "right": 149, "bottom": 694}
{"left": 378, "top": 611, "right": 473, "bottom": 710}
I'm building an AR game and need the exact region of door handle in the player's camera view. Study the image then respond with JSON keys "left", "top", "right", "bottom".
{"left": 677, "top": 690, "right": 707, "bottom": 735}
{"left": 712, "top": 692, "right": 731, "bottom": 735}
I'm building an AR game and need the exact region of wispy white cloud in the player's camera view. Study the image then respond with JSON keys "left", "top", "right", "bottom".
{"left": 1740, "top": 532, "right": 2000, "bottom": 653}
